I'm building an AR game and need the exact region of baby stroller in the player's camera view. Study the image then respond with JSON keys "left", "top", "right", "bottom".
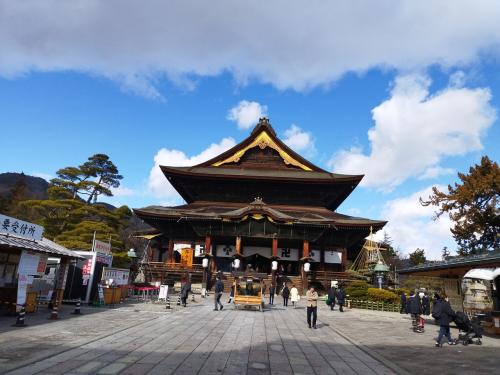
{"left": 454, "top": 311, "right": 483, "bottom": 346}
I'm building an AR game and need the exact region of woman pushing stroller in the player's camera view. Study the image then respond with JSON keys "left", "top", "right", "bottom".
{"left": 432, "top": 293, "right": 457, "bottom": 347}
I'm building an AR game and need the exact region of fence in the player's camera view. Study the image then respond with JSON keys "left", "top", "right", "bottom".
{"left": 349, "top": 299, "right": 400, "bottom": 312}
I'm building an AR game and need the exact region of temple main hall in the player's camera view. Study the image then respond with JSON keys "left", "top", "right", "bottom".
{"left": 134, "top": 118, "right": 386, "bottom": 291}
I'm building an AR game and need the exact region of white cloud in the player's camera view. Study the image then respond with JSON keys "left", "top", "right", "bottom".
{"left": 148, "top": 137, "right": 236, "bottom": 198}
{"left": 227, "top": 101, "right": 267, "bottom": 129}
{"left": 376, "top": 185, "right": 455, "bottom": 260}
{"left": 282, "top": 124, "right": 316, "bottom": 156}
{"left": 3, "top": 2, "right": 500, "bottom": 96}
{"left": 111, "top": 186, "right": 135, "bottom": 197}
{"left": 31, "top": 172, "right": 53, "bottom": 181}
{"left": 330, "top": 74, "right": 496, "bottom": 190}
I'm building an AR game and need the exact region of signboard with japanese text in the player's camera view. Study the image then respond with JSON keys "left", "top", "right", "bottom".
{"left": 82, "top": 257, "right": 93, "bottom": 286}
{"left": 0, "top": 214, "right": 44, "bottom": 241}
{"left": 216, "top": 245, "right": 235, "bottom": 258}
{"left": 92, "top": 239, "right": 111, "bottom": 254}
{"left": 309, "top": 249, "right": 321, "bottom": 263}
{"left": 36, "top": 254, "right": 48, "bottom": 274}
{"left": 102, "top": 267, "right": 130, "bottom": 286}
{"left": 278, "top": 248, "right": 299, "bottom": 261}
{"left": 96, "top": 252, "right": 113, "bottom": 266}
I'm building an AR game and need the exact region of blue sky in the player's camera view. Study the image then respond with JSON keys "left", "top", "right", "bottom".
{"left": 1, "top": 1, "right": 499, "bottom": 259}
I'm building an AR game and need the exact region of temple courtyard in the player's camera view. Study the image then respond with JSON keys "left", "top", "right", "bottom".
{"left": 1, "top": 296, "right": 499, "bottom": 375}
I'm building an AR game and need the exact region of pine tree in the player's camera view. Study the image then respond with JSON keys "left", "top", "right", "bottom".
{"left": 409, "top": 248, "right": 426, "bottom": 266}
{"left": 420, "top": 156, "right": 500, "bottom": 255}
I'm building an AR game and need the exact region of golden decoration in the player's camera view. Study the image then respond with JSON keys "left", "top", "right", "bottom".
{"left": 212, "top": 131, "right": 312, "bottom": 171}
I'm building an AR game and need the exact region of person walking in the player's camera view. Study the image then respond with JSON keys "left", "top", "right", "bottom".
{"left": 400, "top": 292, "right": 407, "bottom": 314}
{"left": 262, "top": 281, "right": 267, "bottom": 298}
{"left": 336, "top": 287, "right": 346, "bottom": 312}
{"left": 306, "top": 287, "right": 319, "bottom": 329}
{"left": 180, "top": 280, "right": 191, "bottom": 307}
{"left": 281, "top": 283, "right": 290, "bottom": 307}
{"left": 269, "top": 283, "right": 276, "bottom": 305}
{"left": 327, "top": 285, "right": 336, "bottom": 311}
{"left": 214, "top": 276, "right": 224, "bottom": 311}
{"left": 227, "top": 283, "right": 235, "bottom": 304}
{"left": 433, "top": 293, "right": 457, "bottom": 347}
{"left": 290, "top": 285, "right": 299, "bottom": 308}
{"left": 417, "top": 290, "right": 430, "bottom": 332}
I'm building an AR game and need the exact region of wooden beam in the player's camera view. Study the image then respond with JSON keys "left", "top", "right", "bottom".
{"left": 167, "top": 239, "right": 174, "bottom": 264}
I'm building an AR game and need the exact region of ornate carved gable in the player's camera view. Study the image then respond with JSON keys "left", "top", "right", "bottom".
{"left": 212, "top": 129, "right": 313, "bottom": 171}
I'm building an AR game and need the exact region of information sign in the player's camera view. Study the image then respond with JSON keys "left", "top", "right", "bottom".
{"left": 0, "top": 214, "right": 44, "bottom": 241}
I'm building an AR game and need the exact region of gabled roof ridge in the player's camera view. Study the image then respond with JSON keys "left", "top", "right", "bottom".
{"left": 195, "top": 117, "right": 327, "bottom": 172}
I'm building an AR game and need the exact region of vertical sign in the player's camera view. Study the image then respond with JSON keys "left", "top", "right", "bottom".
{"left": 180, "top": 248, "right": 193, "bottom": 267}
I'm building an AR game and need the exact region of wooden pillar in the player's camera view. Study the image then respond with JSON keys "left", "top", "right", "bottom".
{"left": 302, "top": 240, "right": 310, "bottom": 294}
{"left": 272, "top": 238, "right": 278, "bottom": 258}
{"left": 167, "top": 239, "right": 174, "bottom": 264}
{"left": 235, "top": 236, "right": 242, "bottom": 256}
{"left": 205, "top": 235, "right": 212, "bottom": 255}
{"left": 303, "top": 240, "right": 310, "bottom": 258}
{"left": 341, "top": 248, "right": 347, "bottom": 272}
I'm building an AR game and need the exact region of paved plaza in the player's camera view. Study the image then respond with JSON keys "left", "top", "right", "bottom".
{"left": 1, "top": 295, "right": 499, "bottom": 375}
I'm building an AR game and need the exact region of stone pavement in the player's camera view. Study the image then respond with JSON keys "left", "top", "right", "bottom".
{"left": 0, "top": 295, "right": 498, "bottom": 374}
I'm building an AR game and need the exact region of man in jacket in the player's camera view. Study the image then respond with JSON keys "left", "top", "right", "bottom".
{"left": 269, "top": 284, "right": 276, "bottom": 305}
{"left": 336, "top": 288, "right": 346, "bottom": 312}
{"left": 180, "top": 280, "right": 191, "bottom": 307}
{"left": 214, "top": 276, "right": 224, "bottom": 311}
{"left": 433, "top": 293, "right": 457, "bottom": 347}
{"left": 327, "top": 286, "right": 336, "bottom": 311}
{"left": 281, "top": 283, "right": 290, "bottom": 307}
{"left": 306, "top": 287, "right": 319, "bottom": 328}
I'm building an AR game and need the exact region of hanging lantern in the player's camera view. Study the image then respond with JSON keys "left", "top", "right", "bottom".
{"left": 272, "top": 260, "right": 278, "bottom": 271}
{"left": 233, "top": 258, "right": 240, "bottom": 269}
{"left": 304, "top": 262, "right": 311, "bottom": 272}
{"left": 202, "top": 258, "right": 209, "bottom": 268}
{"left": 127, "top": 249, "right": 137, "bottom": 258}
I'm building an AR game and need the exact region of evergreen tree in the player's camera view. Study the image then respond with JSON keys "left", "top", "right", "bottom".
{"left": 420, "top": 156, "right": 500, "bottom": 255}
{"left": 409, "top": 248, "right": 426, "bottom": 266}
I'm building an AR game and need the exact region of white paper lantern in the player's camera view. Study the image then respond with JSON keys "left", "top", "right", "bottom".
{"left": 272, "top": 260, "right": 278, "bottom": 270}
{"left": 202, "top": 258, "right": 209, "bottom": 268}
{"left": 233, "top": 258, "right": 240, "bottom": 269}
{"left": 304, "top": 262, "right": 311, "bottom": 272}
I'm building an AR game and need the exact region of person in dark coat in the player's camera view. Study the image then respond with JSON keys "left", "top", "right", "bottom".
{"left": 327, "top": 286, "right": 337, "bottom": 311}
{"left": 406, "top": 290, "right": 418, "bottom": 329}
{"left": 281, "top": 283, "right": 290, "bottom": 307}
{"left": 417, "top": 291, "right": 430, "bottom": 332}
{"left": 335, "top": 288, "right": 346, "bottom": 312}
{"left": 180, "top": 281, "right": 191, "bottom": 307}
{"left": 214, "top": 277, "right": 224, "bottom": 311}
{"left": 433, "top": 293, "right": 457, "bottom": 347}
{"left": 227, "top": 283, "right": 235, "bottom": 304}
{"left": 399, "top": 292, "right": 407, "bottom": 314}
{"left": 269, "top": 284, "right": 276, "bottom": 305}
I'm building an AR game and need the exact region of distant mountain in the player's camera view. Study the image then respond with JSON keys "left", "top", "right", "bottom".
{"left": 0, "top": 172, "right": 49, "bottom": 200}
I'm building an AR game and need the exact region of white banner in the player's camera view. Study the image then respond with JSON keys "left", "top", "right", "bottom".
{"left": 17, "top": 251, "right": 40, "bottom": 305}
{"left": 195, "top": 244, "right": 212, "bottom": 257}
{"left": 174, "top": 243, "right": 191, "bottom": 253}
{"left": 309, "top": 249, "right": 321, "bottom": 263}
{"left": 278, "top": 248, "right": 299, "bottom": 261}
{"left": 243, "top": 246, "right": 271, "bottom": 258}
{"left": 324, "top": 250, "right": 342, "bottom": 264}
{"left": 216, "top": 245, "right": 235, "bottom": 258}
{"left": 0, "top": 214, "right": 44, "bottom": 241}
